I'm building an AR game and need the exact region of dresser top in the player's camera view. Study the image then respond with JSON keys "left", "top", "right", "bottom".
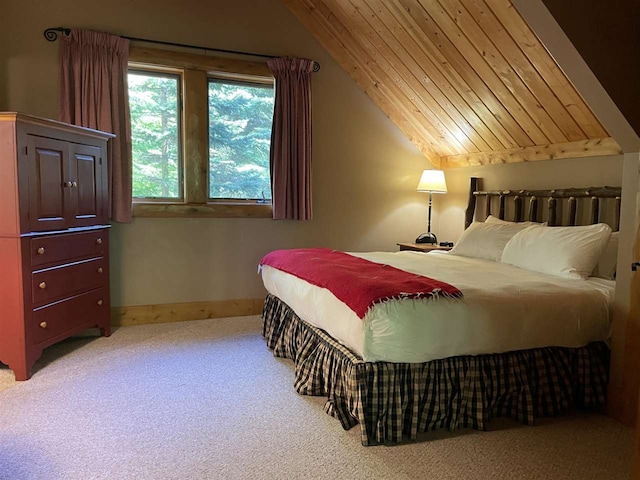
{"left": 0, "top": 112, "right": 116, "bottom": 140}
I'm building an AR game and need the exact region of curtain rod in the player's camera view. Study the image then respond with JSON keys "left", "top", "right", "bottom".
{"left": 43, "top": 27, "right": 320, "bottom": 73}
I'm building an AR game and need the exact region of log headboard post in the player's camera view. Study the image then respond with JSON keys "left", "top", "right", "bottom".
{"left": 468, "top": 179, "right": 622, "bottom": 230}
{"left": 465, "top": 177, "right": 479, "bottom": 229}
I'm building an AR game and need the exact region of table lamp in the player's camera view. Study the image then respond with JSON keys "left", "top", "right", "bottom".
{"left": 416, "top": 169, "right": 447, "bottom": 244}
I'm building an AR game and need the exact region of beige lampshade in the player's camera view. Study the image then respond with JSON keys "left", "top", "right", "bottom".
{"left": 416, "top": 170, "right": 447, "bottom": 193}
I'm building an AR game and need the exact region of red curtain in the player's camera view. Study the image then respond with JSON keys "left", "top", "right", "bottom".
{"left": 59, "top": 29, "right": 132, "bottom": 223}
{"left": 267, "top": 57, "right": 314, "bottom": 220}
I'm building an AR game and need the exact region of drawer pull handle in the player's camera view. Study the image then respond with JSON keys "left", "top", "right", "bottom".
{"left": 37, "top": 247, "right": 45, "bottom": 255}
{"left": 38, "top": 282, "right": 47, "bottom": 290}
{"left": 96, "top": 238, "right": 103, "bottom": 245}
{"left": 39, "top": 322, "right": 47, "bottom": 329}
{"left": 97, "top": 300, "right": 104, "bottom": 306}
{"left": 97, "top": 267, "right": 103, "bottom": 274}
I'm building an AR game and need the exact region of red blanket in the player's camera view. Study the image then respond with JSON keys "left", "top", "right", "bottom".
{"left": 259, "top": 248, "right": 463, "bottom": 319}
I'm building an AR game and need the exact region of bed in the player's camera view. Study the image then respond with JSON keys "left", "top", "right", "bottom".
{"left": 260, "top": 178, "right": 621, "bottom": 445}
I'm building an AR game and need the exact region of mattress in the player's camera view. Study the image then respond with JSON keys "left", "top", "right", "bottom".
{"left": 260, "top": 251, "right": 614, "bottom": 363}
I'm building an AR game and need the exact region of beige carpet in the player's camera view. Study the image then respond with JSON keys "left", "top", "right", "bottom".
{"left": 0, "top": 316, "right": 633, "bottom": 480}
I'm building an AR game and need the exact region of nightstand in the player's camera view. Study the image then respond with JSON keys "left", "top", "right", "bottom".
{"left": 397, "top": 243, "right": 453, "bottom": 252}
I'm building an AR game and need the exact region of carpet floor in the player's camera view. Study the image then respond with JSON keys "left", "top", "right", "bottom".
{"left": 0, "top": 315, "right": 633, "bottom": 480}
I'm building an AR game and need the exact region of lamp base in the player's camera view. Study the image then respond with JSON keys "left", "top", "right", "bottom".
{"left": 415, "top": 232, "right": 438, "bottom": 245}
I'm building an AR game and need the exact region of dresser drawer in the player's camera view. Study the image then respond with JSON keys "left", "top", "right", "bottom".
{"left": 32, "top": 257, "right": 107, "bottom": 305}
{"left": 32, "top": 288, "right": 108, "bottom": 345}
{"left": 30, "top": 230, "right": 107, "bottom": 267}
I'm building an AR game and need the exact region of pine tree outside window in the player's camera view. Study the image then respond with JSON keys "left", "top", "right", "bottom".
{"left": 128, "top": 70, "right": 182, "bottom": 200}
{"left": 127, "top": 48, "right": 275, "bottom": 218}
{"left": 208, "top": 76, "right": 274, "bottom": 202}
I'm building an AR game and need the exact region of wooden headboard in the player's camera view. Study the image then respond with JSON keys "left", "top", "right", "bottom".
{"left": 465, "top": 177, "right": 622, "bottom": 231}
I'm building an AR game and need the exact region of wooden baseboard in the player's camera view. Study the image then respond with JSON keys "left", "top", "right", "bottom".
{"left": 111, "top": 298, "right": 265, "bottom": 327}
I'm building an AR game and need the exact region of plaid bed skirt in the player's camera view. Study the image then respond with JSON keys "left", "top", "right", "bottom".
{"left": 262, "top": 294, "right": 610, "bottom": 446}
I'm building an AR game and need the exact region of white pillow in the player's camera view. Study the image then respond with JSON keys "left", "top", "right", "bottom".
{"left": 485, "top": 215, "right": 545, "bottom": 227}
{"left": 501, "top": 224, "right": 612, "bottom": 280}
{"left": 592, "top": 231, "right": 618, "bottom": 280}
{"left": 449, "top": 222, "right": 527, "bottom": 262}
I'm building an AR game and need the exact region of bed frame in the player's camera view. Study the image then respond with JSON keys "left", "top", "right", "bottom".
{"left": 262, "top": 177, "right": 618, "bottom": 446}
{"left": 465, "top": 177, "right": 622, "bottom": 229}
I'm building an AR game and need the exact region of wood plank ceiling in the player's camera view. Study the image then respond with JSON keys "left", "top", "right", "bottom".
{"left": 284, "top": 0, "right": 621, "bottom": 168}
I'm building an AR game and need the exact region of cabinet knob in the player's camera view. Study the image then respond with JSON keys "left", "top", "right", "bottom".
{"left": 37, "top": 247, "right": 45, "bottom": 255}
{"left": 96, "top": 238, "right": 103, "bottom": 245}
{"left": 72, "top": 181, "right": 78, "bottom": 188}
{"left": 97, "top": 300, "right": 104, "bottom": 306}
{"left": 39, "top": 321, "right": 47, "bottom": 329}
{"left": 38, "top": 282, "right": 47, "bottom": 290}
{"left": 97, "top": 267, "right": 103, "bottom": 274}
{"left": 64, "top": 181, "right": 73, "bottom": 188}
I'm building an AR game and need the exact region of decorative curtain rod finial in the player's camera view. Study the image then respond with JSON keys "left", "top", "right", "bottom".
{"left": 44, "top": 27, "right": 70, "bottom": 41}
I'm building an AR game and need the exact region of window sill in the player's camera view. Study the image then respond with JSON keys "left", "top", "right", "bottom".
{"left": 132, "top": 202, "right": 273, "bottom": 218}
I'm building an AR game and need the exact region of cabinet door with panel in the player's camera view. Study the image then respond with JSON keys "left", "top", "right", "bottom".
{"left": 27, "top": 136, "right": 73, "bottom": 232}
{"left": 70, "top": 142, "right": 107, "bottom": 226}
{"left": 27, "top": 136, "right": 108, "bottom": 232}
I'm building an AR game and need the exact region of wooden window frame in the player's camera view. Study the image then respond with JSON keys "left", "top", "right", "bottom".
{"left": 207, "top": 73, "right": 274, "bottom": 203}
{"left": 128, "top": 47, "right": 273, "bottom": 218}
{"left": 128, "top": 67, "right": 184, "bottom": 203}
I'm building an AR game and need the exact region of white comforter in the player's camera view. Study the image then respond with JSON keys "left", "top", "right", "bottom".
{"left": 260, "top": 251, "right": 614, "bottom": 363}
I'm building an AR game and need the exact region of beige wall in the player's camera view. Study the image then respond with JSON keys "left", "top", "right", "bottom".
{"left": 0, "top": 0, "right": 624, "bottom": 308}
{"left": 1, "top": 0, "right": 433, "bottom": 306}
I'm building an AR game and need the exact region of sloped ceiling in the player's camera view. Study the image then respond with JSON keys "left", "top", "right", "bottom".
{"left": 284, "top": 0, "right": 622, "bottom": 168}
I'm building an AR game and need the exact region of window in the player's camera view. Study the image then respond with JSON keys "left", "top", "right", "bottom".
{"left": 208, "top": 78, "right": 274, "bottom": 201}
{"left": 128, "top": 70, "right": 182, "bottom": 200}
{"left": 127, "top": 48, "right": 275, "bottom": 218}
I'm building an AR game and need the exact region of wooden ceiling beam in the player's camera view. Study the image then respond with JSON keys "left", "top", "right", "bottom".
{"left": 441, "top": 136, "right": 621, "bottom": 168}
